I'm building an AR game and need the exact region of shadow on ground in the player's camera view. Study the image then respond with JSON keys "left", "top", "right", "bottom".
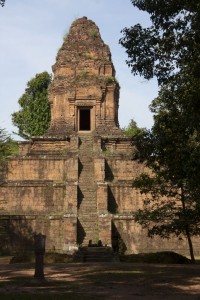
{"left": 0, "top": 261, "right": 200, "bottom": 299}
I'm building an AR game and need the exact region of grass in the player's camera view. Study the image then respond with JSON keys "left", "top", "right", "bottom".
{"left": 10, "top": 252, "right": 74, "bottom": 264}
{"left": 0, "top": 294, "right": 99, "bottom": 300}
{"left": 120, "top": 251, "right": 191, "bottom": 264}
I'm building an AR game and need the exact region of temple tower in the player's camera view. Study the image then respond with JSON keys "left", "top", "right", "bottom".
{"left": 48, "top": 16, "right": 120, "bottom": 136}
{"left": 0, "top": 17, "right": 195, "bottom": 257}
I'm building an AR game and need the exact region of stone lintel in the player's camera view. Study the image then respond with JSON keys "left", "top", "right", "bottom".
{"left": 113, "top": 214, "right": 135, "bottom": 220}
{"left": 5, "top": 180, "right": 61, "bottom": 187}
{"left": 31, "top": 136, "right": 71, "bottom": 142}
{"left": 63, "top": 213, "right": 77, "bottom": 218}
{"left": 106, "top": 181, "right": 133, "bottom": 187}
{"left": 101, "top": 136, "right": 133, "bottom": 143}
{"left": 75, "top": 100, "right": 96, "bottom": 106}
{"left": 0, "top": 214, "right": 37, "bottom": 220}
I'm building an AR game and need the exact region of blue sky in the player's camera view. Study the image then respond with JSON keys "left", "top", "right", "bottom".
{"left": 0, "top": 0, "right": 158, "bottom": 138}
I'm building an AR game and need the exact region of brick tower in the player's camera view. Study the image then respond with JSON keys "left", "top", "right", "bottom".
{"left": 47, "top": 16, "right": 121, "bottom": 136}
{"left": 0, "top": 17, "right": 195, "bottom": 257}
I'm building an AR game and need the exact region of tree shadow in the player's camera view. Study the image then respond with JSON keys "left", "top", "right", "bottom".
{"left": 0, "top": 217, "right": 35, "bottom": 255}
{"left": 0, "top": 263, "right": 200, "bottom": 299}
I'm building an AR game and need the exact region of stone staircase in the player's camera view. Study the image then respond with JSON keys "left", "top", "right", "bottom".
{"left": 75, "top": 246, "right": 114, "bottom": 262}
{"left": 77, "top": 134, "right": 98, "bottom": 246}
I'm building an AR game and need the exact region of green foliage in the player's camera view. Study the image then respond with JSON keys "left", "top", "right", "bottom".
{"left": 104, "top": 76, "right": 120, "bottom": 87}
{"left": 12, "top": 72, "right": 52, "bottom": 139}
{"left": 89, "top": 29, "right": 98, "bottom": 37}
{"left": 120, "top": 0, "right": 200, "bottom": 263}
{"left": 85, "top": 52, "right": 92, "bottom": 59}
{"left": 78, "top": 70, "right": 88, "bottom": 78}
{"left": 0, "top": 129, "right": 18, "bottom": 185}
{"left": 120, "top": 0, "right": 200, "bottom": 86}
{"left": 132, "top": 91, "right": 200, "bottom": 261}
{"left": 122, "top": 119, "right": 145, "bottom": 137}
{"left": 120, "top": 251, "right": 191, "bottom": 264}
{"left": 0, "top": 0, "right": 5, "bottom": 7}
{"left": 0, "top": 128, "right": 18, "bottom": 163}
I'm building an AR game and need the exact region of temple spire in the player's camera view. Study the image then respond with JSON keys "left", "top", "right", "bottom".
{"left": 47, "top": 17, "right": 121, "bottom": 136}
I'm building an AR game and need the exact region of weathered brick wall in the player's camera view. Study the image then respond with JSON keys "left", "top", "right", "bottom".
{"left": 0, "top": 216, "right": 77, "bottom": 254}
{"left": 0, "top": 135, "right": 79, "bottom": 254}
{"left": 100, "top": 144, "right": 200, "bottom": 256}
{"left": 108, "top": 184, "right": 143, "bottom": 213}
{"left": 112, "top": 219, "right": 200, "bottom": 256}
{"left": 7, "top": 157, "right": 78, "bottom": 181}
{"left": 1, "top": 16, "right": 199, "bottom": 257}
{"left": 105, "top": 158, "right": 144, "bottom": 181}
{"left": 0, "top": 184, "right": 66, "bottom": 213}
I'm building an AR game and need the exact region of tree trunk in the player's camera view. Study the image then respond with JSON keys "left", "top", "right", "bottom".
{"left": 180, "top": 187, "right": 195, "bottom": 263}
{"left": 185, "top": 225, "right": 195, "bottom": 263}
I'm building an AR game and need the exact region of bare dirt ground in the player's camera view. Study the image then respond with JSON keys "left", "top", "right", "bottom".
{"left": 0, "top": 259, "right": 200, "bottom": 299}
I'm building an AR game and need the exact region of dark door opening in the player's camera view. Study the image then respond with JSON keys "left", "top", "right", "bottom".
{"left": 79, "top": 108, "right": 91, "bottom": 131}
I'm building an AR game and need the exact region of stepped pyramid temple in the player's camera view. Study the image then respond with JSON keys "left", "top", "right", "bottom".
{"left": 0, "top": 17, "right": 195, "bottom": 256}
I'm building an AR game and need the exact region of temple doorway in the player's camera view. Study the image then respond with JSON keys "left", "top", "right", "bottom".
{"left": 79, "top": 108, "right": 91, "bottom": 131}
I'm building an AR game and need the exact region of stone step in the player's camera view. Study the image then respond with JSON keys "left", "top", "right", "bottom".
{"left": 75, "top": 246, "right": 114, "bottom": 262}
{"left": 78, "top": 203, "right": 97, "bottom": 207}
{"left": 78, "top": 200, "right": 96, "bottom": 204}
{"left": 78, "top": 217, "right": 97, "bottom": 221}
{"left": 78, "top": 179, "right": 95, "bottom": 183}
{"left": 78, "top": 197, "right": 96, "bottom": 201}
{"left": 78, "top": 211, "right": 97, "bottom": 215}
{"left": 78, "top": 195, "right": 96, "bottom": 199}
{"left": 78, "top": 191, "right": 96, "bottom": 195}
{"left": 77, "top": 136, "right": 97, "bottom": 247}
{"left": 78, "top": 214, "right": 98, "bottom": 219}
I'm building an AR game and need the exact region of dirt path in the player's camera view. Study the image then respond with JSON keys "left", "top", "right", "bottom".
{"left": 0, "top": 261, "right": 200, "bottom": 299}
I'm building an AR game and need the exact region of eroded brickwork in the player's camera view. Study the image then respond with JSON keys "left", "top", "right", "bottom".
{"left": 0, "top": 17, "right": 198, "bottom": 257}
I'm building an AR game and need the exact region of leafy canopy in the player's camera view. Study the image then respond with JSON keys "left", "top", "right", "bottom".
{"left": 122, "top": 119, "right": 145, "bottom": 137}
{"left": 12, "top": 72, "right": 52, "bottom": 139}
{"left": 132, "top": 83, "right": 200, "bottom": 262}
{"left": 120, "top": 0, "right": 200, "bottom": 85}
{"left": 0, "top": 128, "right": 18, "bottom": 163}
{"left": 120, "top": 0, "right": 200, "bottom": 262}
{"left": 0, "top": 0, "right": 5, "bottom": 7}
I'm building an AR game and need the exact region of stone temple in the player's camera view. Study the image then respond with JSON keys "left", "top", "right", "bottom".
{"left": 0, "top": 17, "right": 196, "bottom": 256}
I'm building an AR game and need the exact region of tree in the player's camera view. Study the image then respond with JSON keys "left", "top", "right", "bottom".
{"left": 0, "top": 128, "right": 18, "bottom": 184}
{"left": 132, "top": 88, "right": 200, "bottom": 262}
{"left": 12, "top": 72, "right": 52, "bottom": 139}
{"left": 0, "top": 0, "right": 5, "bottom": 7}
{"left": 0, "top": 128, "right": 18, "bottom": 162}
{"left": 120, "top": 1, "right": 200, "bottom": 262}
{"left": 122, "top": 119, "right": 145, "bottom": 137}
{"left": 120, "top": 0, "right": 200, "bottom": 85}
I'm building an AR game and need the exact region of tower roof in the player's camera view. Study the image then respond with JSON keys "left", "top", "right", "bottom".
{"left": 53, "top": 16, "right": 112, "bottom": 70}
{"left": 47, "top": 17, "right": 121, "bottom": 136}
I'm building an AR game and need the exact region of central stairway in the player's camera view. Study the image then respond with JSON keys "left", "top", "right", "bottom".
{"left": 77, "top": 134, "right": 98, "bottom": 246}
